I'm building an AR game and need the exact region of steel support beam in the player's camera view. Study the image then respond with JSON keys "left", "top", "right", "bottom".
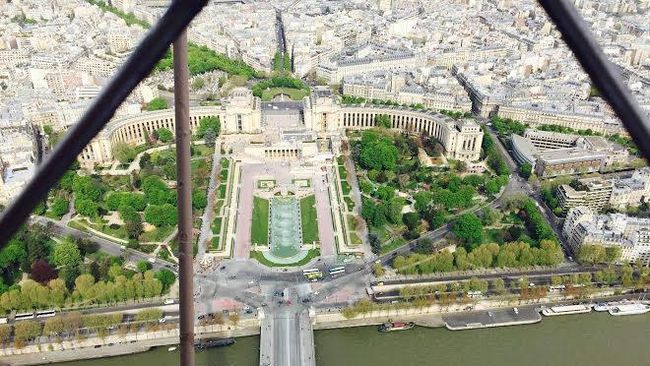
{"left": 173, "top": 29, "right": 195, "bottom": 366}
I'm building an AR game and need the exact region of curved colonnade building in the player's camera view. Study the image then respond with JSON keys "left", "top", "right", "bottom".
{"left": 80, "top": 87, "right": 483, "bottom": 166}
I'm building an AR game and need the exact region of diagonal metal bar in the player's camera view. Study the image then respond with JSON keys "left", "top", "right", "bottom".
{"left": 537, "top": 0, "right": 650, "bottom": 160}
{"left": 0, "top": 0, "right": 209, "bottom": 248}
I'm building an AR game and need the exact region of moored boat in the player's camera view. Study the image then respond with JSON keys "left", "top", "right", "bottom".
{"left": 608, "top": 303, "right": 650, "bottom": 316}
{"left": 195, "top": 338, "right": 236, "bottom": 350}
{"left": 379, "top": 321, "right": 415, "bottom": 332}
{"left": 542, "top": 304, "right": 591, "bottom": 317}
{"left": 594, "top": 300, "right": 630, "bottom": 312}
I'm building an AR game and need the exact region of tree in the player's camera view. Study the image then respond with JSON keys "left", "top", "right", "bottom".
{"left": 157, "top": 128, "right": 173, "bottom": 143}
{"left": 451, "top": 214, "right": 483, "bottom": 249}
{"left": 14, "top": 320, "right": 41, "bottom": 343}
{"left": 31, "top": 259, "right": 57, "bottom": 284}
{"left": 112, "top": 142, "right": 137, "bottom": 164}
{"left": 144, "top": 204, "right": 177, "bottom": 226}
{"left": 228, "top": 313, "right": 240, "bottom": 326}
{"left": 137, "top": 260, "right": 152, "bottom": 273}
{"left": 192, "top": 190, "right": 207, "bottom": 210}
{"left": 375, "top": 185, "right": 395, "bottom": 202}
{"left": 576, "top": 244, "right": 607, "bottom": 265}
{"left": 146, "top": 97, "right": 168, "bottom": 111}
{"left": 604, "top": 246, "right": 621, "bottom": 263}
{"left": 49, "top": 197, "right": 70, "bottom": 218}
{"left": 204, "top": 128, "right": 217, "bottom": 147}
{"left": 387, "top": 197, "right": 404, "bottom": 225}
{"left": 519, "top": 162, "right": 532, "bottom": 179}
{"left": 375, "top": 114, "right": 392, "bottom": 129}
{"left": 413, "top": 191, "right": 433, "bottom": 212}
{"left": 371, "top": 263, "right": 385, "bottom": 277}
{"left": 191, "top": 77, "right": 205, "bottom": 90}
{"left": 492, "top": 278, "right": 506, "bottom": 295}
{"left": 52, "top": 238, "right": 82, "bottom": 268}
{"left": 142, "top": 176, "right": 171, "bottom": 204}
{"left": 368, "top": 232, "right": 381, "bottom": 254}
{"left": 358, "top": 131, "right": 398, "bottom": 171}
{"left": 122, "top": 206, "right": 143, "bottom": 239}
{"left": 480, "top": 206, "right": 501, "bottom": 226}
{"left": 0, "top": 325, "right": 11, "bottom": 346}
{"left": 75, "top": 198, "right": 99, "bottom": 218}
{"left": 154, "top": 269, "right": 176, "bottom": 291}
{"left": 403, "top": 212, "right": 421, "bottom": 231}
{"left": 196, "top": 116, "right": 221, "bottom": 138}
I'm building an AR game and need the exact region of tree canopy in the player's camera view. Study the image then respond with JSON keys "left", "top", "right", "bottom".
{"left": 358, "top": 130, "right": 398, "bottom": 171}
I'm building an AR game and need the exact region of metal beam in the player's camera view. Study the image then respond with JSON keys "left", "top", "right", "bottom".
{"left": 0, "top": 0, "right": 208, "bottom": 249}
{"left": 537, "top": 0, "right": 650, "bottom": 160}
{"left": 173, "top": 29, "right": 195, "bottom": 366}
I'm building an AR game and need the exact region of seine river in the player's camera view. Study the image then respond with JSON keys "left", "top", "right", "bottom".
{"left": 59, "top": 313, "right": 650, "bottom": 366}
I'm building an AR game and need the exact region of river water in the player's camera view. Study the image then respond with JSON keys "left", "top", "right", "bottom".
{"left": 58, "top": 313, "right": 650, "bottom": 366}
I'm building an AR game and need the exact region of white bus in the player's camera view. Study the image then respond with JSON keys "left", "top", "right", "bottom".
{"left": 36, "top": 310, "right": 56, "bottom": 319}
{"left": 467, "top": 291, "right": 483, "bottom": 298}
{"left": 0, "top": 318, "right": 7, "bottom": 324}
{"left": 14, "top": 312, "right": 35, "bottom": 321}
{"left": 329, "top": 266, "right": 345, "bottom": 276}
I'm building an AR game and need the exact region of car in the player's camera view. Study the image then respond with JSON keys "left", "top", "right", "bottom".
{"left": 513, "top": 307, "right": 519, "bottom": 315}
{"left": 164, "top": 299, "right": 175, "bottom": 305}
{"left": 487, "top": 311, "right": 494, "bottom": 317}
{"left": 159, "top": 318, "right": 166, "bottom": 323}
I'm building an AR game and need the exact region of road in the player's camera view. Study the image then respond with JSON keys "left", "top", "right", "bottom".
{"left": 31, "top": 216, "right": 177, "bottom": 273}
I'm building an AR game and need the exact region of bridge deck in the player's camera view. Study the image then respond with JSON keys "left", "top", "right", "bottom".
{"left": 260, "top": 307, "right": 315, "bottom": 366}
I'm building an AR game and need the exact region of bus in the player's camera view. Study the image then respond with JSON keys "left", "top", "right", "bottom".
{"left": 467, "top": 291, "right": 483, "bottom": 298}
{"left": 305, "top": 272, "right": 323, "bottom": 281}
{"left": 0, "top": 318, "right": 7, "bottom": 324}
{"left": 36, "top": 310, "right": 56, "bottom": 319}
{"left": 329, "top": 266, "right": 345, "bottom": 276}
{"left": 14, "top": 312, "right": 35, "bottom": 321}
{"left": 303, "top": 268, "right": 320, "bottom": 275}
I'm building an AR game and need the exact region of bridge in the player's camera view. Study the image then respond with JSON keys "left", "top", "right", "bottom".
{"left": 259, "top": 289, "right": 316, "bottom": 366}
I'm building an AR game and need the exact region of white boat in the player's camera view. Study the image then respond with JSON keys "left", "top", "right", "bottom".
{"left": 168, "top": 347, "right": 177, "bottom": 352}
{"left": 608, "top": 304, "right": 650, "bottom": 316}
{"left": 542, "top": 304, "right": 592, "bottom": 316}
{"left": 594, "top": 300, "right": 630, "bottom": 312}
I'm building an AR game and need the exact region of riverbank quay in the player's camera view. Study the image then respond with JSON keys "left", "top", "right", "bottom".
{"left": 0, "top": 319, "right": 260, "bottom": 366}
{"left": 444, "top": 306, "right": 541, "bottom": 330}
{"left": 1, "top": 291, "right": 644, "bottom": 365}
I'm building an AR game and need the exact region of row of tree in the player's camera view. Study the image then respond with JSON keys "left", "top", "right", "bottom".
{"left": 156, "top": 43, "right": 262, "bottom": 79}
{"left": 0, "top": 268, "right": 174, "bottom": 313}
{"left": 392, "top": 239, "right": 564, "bottom": 275}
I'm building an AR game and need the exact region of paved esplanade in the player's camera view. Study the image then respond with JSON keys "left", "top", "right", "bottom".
{"left": 259, "top": 288, "right": 316, "bottom": 366}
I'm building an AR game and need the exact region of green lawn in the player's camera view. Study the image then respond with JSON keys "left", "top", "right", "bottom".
{"left": 250, "top": 249, "right": 320, "bottom": 267}
{"left": 212, "top": 217, "right": 223, "bottom": 234}
{"left": 218, "top": 184, "right": 227, "bottom": 199}
{"left": 344, "top": 196, "right": 355, "bottom": 211}
{"left": 341, "top": 181, "right": 352, "bottom": 196}
{"left": 210, "top": 236, "right": 221, "bottom": 251}
{"left": 300, "top": 195, "right": 319, "bottom": 244}
{"left": 260, "top": 87, "right": 310, "bottom": 101}
{"left": 380, "top": 237, "right": 407, "bottom": 254}
{"left": 338, "top": 165, "right": 347, "bottom": 179}
{"left": 251, "top": 196, "right": 270, "bottom": 245}
{"left": 349, "top": 231, "right": 362, "bottom": 246}
{"left": 140, "top": 225, "right": 175, "bottom": 242}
